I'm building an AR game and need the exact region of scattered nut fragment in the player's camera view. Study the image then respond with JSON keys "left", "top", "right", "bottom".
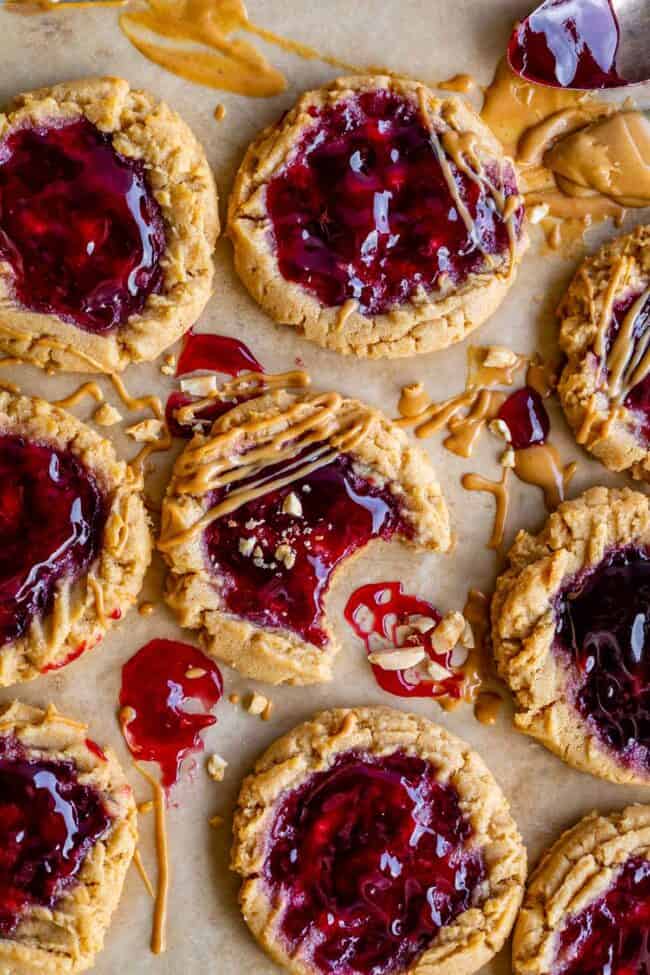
{"left": 429, "top": 611, "right": 465, "bottom": 654}
{"left": 247, "top": 692, "right": 268, "bottom": 716}
{"left": 185, "top": 666, "right": 206, "bottom": 679}
{"left": 160, "top": 353, "right": 176, "bottom": 376}
{"left": 282, "top": 492, "right": 303, "bottom": 517}
{"left": 126, "top": 418, "right": 164, "bottom": 443}
{"left": 94, "top": 403, "right": 122, "bottom": 426}
{"left": 209, "top": 815, "right": 224, "bottom": 829}
{"left": 238, "top": 537, "right": 255, "bottom": 557}
{"left": 488, "top": 418, "right": 512, "bottom": 443}
{"left": 501, "top": 446, "right": 516, "bottom": 468}
{"left": 528, "top": 202, "right": 550, "bottom": 225}
{"left": 180, "top": 374, "right": 218, "bottom": 397}
{"left": 206, "top": 753, "right": 228, "bottom": 781}
{"left": 427, "top": 660, "right": 453, "bottom": 682}
{"left": 229, "top": 693, "right": 240, "bottom": 705}
{"left": 408, "top": 615, "right": 438, "bottom": 634}
{"left": 483, "top": 345, "right": 518, "bottom": 369}
{"left": 368, "top": 646, "right": 427, "bottom": 670}
{"left": 460, "top": 618, "right": 475, "bottom": 649}
{"left": 275, "top": 543, "right": 296, "bottom": 570}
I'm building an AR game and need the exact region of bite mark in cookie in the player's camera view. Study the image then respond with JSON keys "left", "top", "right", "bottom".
{"left": 228, "top": 75, "right": 527, "bottom": 359}
{"left": 159, "top": 387, "right": 450, "bottom": 684}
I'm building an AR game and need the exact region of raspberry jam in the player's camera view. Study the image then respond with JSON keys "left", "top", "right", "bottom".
{"left": 176, "top": 330, "right": 264, "bottom": 377}
{"left": 497, "top": 386, "right": 550, "bottom": 450}
{"left": 0, "top": 734, "right": 112, "bottom": 935}
{"left": 266, "top": 89, "right": 522, "bottom": 316}
{"left": 607, "top": 291, "right": 650, "bottom": 443}
{"left": 508, "top": 0, "right": 626, "bottom": 89}
{"left": 120, "top": 639, "right": 223, "bottom": 792}
{"left": 553, "top": 856, "right": 650, "bottom": 974}
{"left": 0, "top": 435, "right": 106, "bottom": 648}
{"left": 555, "top": 546, "right": 650, "bottom": 770}
{"left": 0, "top": 118, "right": 165, "bottom": 332}
{"left": 345, "top": 581, "right": 466, "bottom": 700}
{"left": 204, "top": 453, "right": 407, "bottom": 647}
{"left": 264, "top": 749, "right": 486, "bottom": 975}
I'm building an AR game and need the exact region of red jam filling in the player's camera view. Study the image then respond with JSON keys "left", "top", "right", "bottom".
{"left": 264, "top": 749, "right": 486, "bottom": 975}
{"left": 555, "top": 546, "right": 650, "bottom": 770}
{"left": 497, "top": 386, "right": 550, "bottom": 450}
{"left": 204, "top": 452, "right": 408, "bottom": 647}
{"left": 553, "top": 856, "right": 650, "bottom": 974}
{"left": 0, "top": 118, "right": 165, "bottom": 333}
{"left": 606, "top": 291, "right": 650, "bottom": 443}
{"left": 176, "top": 330, "right": 264, "bottom": 377}
{"left": 120, "top": 638, "right": 223, "bottom": 793}
{"left": 0, "top": 435, "right": 106, "bottom": 648}
{"left": 0, "top": 734, "right": 112, "bottom": 936}
{"left": 508, "top": 0, "right": 626, "bottom": 89}
{"left": 266, "top": 89, "right": 522, "bottom": 316}
{"left": 345, "top": 581, "right": 467, "bottom": 700}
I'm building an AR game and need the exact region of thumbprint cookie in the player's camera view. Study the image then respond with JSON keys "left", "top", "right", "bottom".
{"left": 514, "top": 804, "right": 650, "bottom": 975}
{"left": 493, "top": 485, "right": 650, "bottom": 785}
{"left": 158, "top": 387, "right": 451, "bottom": 685}
{"left": 558, "top": 224, "right": 650, "bottom": 478}
{"left": 0, "top": 77, "right": 218, "bottom": 373}
{"left": 0, "top": 701, "right": 137, "bottom": 974}
{"left": 228, "top": 75, "right": 528, "bottom": 359}
{"left": 231, "top": 706, "right": 526, "bottom": 975}
{"left": 0, "top": 391, "right": 150, "bottom": 685}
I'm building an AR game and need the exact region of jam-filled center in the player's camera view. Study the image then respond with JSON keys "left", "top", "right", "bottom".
{"left": 0, "top": 118, "right": 166, "bottom": 333}
{"left": 266, "top": 89, "right": 522, "bottom": 316}
{"left": 553, "top": 856, "right": 650, "bottom": 974}
{"left": 204, "top": 451, "right": 407, "bottom": 647}
{"left": 264, "top": 750, "right": 486, "bottom": 975}
{"left": 0, "top": 434, "right": 106, "bottom": 647}
{"left": 607, "top": 291, "right": 650, "bottom": 443}
{"left": 555, "top": 546, "right": 650, "bottom": 769}
{"left": 0, "top": 734, "right": 112, "bottom": 935}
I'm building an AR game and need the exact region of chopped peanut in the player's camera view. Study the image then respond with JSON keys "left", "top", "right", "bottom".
{"left": 282, "top": 492, "right": 303, "bottom": 517}
{"left": 125, "top": 418, "right": 164, "bottom": 443}
{"left": 180, "top": 374, "right": 218, "bottom": 397}
{"left": 94, "top": 403, "right": 122, "bottom": 426}
{"left": 207, "top": 753, "right": 228, "bottom": 781}
{"left": 368, "top": 646, "right": 426, "bottom": 670}
{"left": 488, "top": 418, "right": 512, "bottom": 443}
{"left": 247, "top": 692, "right": 268, "bottom": 716}
{"left": 483, "top": 345, "right": 518, "bottom": 369}
{"left": 429, "top": 611, "right": 465, "bottom": 654}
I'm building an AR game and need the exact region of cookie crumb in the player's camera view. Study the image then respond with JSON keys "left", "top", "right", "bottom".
{"left": 274, "top": 543, "right": 296, "bottom": 569}
{"left": 94, "top": 403, "right": 123, "bottom": 426}
{"left": 247, "top": 692, "right": 268, "bottom": 716}
{"left": 207, "top": 753, "right": 228, "bottom": 781}
{"left": 368, "top": 646, "right": 426, "bottom": 670}
{"left": 160, "top": 354, "right": 177, "bottom": 376}
{"left": 501, "top": 446, "right": 516, "bottom": 468}
{"left": 126, "top": 418, "right": 164, "bottom": 442}
{"left": 483, "top": 345, "right": 518, "bottom": 369}
{"left": 238, "top": 537, "right": 256, "bottom": 557}
{"left": 282, "top": 492, "right": 303, "bottom": 517}
{"left": 429, "top": 611, "right": 465, "bottom": 654}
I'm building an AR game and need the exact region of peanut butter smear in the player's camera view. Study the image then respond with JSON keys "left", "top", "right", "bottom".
{"left": 481, "top": 58, "right": 649, "bottom": 248}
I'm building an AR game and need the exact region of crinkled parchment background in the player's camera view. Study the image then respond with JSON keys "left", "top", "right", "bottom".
{"left": 0, "top": 1, "right": 649, "bottom": 972}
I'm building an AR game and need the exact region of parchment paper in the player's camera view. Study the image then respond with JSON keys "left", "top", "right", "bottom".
{"left": 0, "top": 2, "right": 649, "bottom": 972}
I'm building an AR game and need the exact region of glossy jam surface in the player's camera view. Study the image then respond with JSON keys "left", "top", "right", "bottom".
{"left": 120, "top": 638, "right": 223, "bottom": 792}
{"left": 498, "top": 386, "right": 550, "bottom": 450}
{"left": 176, "top": 330, "right": 264, "bottom": 376}
{"left": 205, "top": 452, "right": 407, "bottom": 647}
{"left": 553, "top": 856, "right": 650, "bottom": 974}
{"left": 0, "top": 435, "right": 106, "bottom": 648}
{"left": 508, "top": 0, "right": 625, "bottom": 89}
{"left": 0, "top": 118, "right": 165, "bottom": 332}
{"left": 345, "top": 581, "right": 467, "bottom": 700}
{"left": 266, "top": 89, "right": 522, "bottom": 316}
{"left": 607, "top": 291, "right": 650, "bottom": 443}
{"left": 0, "top": 734, "right": 112, "bottom": 935}
{"left": 264, "top": 749, "right": 486, "bottom": 975}
{"left": 555, "top": 546, "right": 650, "bottom": 769}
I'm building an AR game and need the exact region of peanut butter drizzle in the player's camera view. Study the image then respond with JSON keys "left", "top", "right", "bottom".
{"left": 474, "top": 691, "right": 502, "bottom": 726}
{"left": 466, "top": 344, "right": 527, "bottom": 388}
{"left": 437, "top": 73, "right": 477, "bottom": 94}
{"left": 119, "top": 0, "right": 355, "bottom": 98}
{"left": 514, "top": 444, "right": 576, "bottom": 510}
{"left": 133, "top": 762, "right": 169, "bottom": 956}
{"left": 133, "top": 848, "right": 156, "bottom": 900}
{"left": 159, "top": 389, "right": 374, "bottom": 552}
{"left": 481, "top": 58, "right": 647, "bottom": 248}
{"left": 53, "top": 381, "right": 104, "bottom": 409}
{"left": 525, "top": 357, "right": 557, "bottom": 398}
{"left": 461, "top": 467, "right": 510, "bottom": 549}
{"left": 172, "top": 369, "right": 310, "bottom": 429}
{"left": 444, "top": 389, "right": 505, "bottom": 458}
{"left": 335, "top": 299, "right": 358, "bottom": 334}
{"left": 461, "top": 587, "right": 501, "bottom": 719}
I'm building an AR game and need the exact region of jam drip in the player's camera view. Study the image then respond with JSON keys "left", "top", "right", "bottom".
{"left": 264, "top": 750, "right": 486, "bottom": 975}
{"left": 176, "top": 330, "right": 264, "bottom": 377}
{"left": 553, "top": 856, "right": 650, "bottom": 974}
{"left": 0, "top": 734, "right": 112, "bottom": 936}
{"left": 508, "top": 0, "right": 626, "bottom": 89}
{"left": 345, "top": 581, "right": 467, "bottom": 700}
{"left": 0, "top": 118, "right": 165, "bottom": 332}
{"left": 266, "top": 89, "right": 522, "bottom": 316}
{"left": 498, "top": 386, "right": 550, "bottom": 449}
{"left": 0, "top": 435, "right": 106, "bottom": 647}
{"left": 607, "top": 291, "right": 650, "bottom": 443}
{"left": 204, "top": 452, "right": 407, "bottom": 647}
{"left": 120, "top": 639, "right": 223, "bottom": 792}
{"left": 555, "top": 546, "right": 650, "bottom": 770}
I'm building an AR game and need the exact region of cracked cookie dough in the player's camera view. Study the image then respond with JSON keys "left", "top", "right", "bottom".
{"left": 0, "top": 700, "right": 137, "bottom": 975}
{"left": 158, "top": 386, "right": 451, "bottom": 685}
{"left": 558, "top": 224, "right": 650, "bottom": 479}
{"left": 513, "top": 804, "right": 650, "bottom": 975}
{"left": 492, "top": 485, "right": 650, "bottom": 785}
{"left": 0, "top": 76, "right": 219, "bottom": 373}
{"left": 232, "top": 706, "right": 526, "bottom": 975}
{"left": 0, "top": 391, "right": 151, "bottom": 686}
{"left": 228, "top": 74, "right": 528, "bottom": 359}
